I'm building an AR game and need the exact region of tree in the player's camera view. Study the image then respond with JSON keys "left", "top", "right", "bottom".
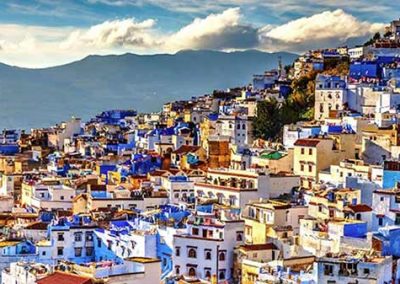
{"left": 253, "top": 98, "right": 283, "bottom": 141}
{"left": 364, "top": 32, "right": 381, "bottom": 46}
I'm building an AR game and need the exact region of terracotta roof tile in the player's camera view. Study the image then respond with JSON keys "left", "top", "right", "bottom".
{"left": 37, "top": 272, "right": 93, "bottom": 284}
{"left": 294, "top": 139, "right": 321, "bottom": 147}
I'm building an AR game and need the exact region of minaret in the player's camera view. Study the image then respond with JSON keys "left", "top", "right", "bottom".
{"left": 278, "top": 56, "right": 282, "bottom": 78}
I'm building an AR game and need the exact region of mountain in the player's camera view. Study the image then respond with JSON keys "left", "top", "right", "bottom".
{"left": 0, "top": 50, "right": 298, "bottom": 130}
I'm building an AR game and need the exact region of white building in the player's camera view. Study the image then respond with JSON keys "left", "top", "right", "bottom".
{"left": 1, "top": 262, "right": 51, "bottom": 284}
{"left": 194, "top": 168, "right": 270, "bottom": 209}
{"left": 314, "top": 253, "right": 393, "bottom": 284}
{"left": 172, "top": 211, "right": 244, "bottom": 282}
{"left": 314, "top": 75, "right": 348, "bottom": 121}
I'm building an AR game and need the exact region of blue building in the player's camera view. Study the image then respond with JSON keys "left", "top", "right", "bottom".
{"left": 349, "top": 61, "right": 381, "bottom": 80}
{"left": 93, "top": 110, "right": 137, "bottom": 125}
{"left": 382, "top": 161, "right": 400, "bottom": 189}
{"left": 374, "top": 227, "right": 400, "bottom": 258}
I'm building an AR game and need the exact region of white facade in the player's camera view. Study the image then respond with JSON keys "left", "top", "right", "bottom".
{"left": 173, "top": 214, "right": 244, "bottom": 282}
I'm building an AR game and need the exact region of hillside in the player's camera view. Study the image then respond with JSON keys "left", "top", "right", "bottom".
{"left": 0, "top": 50, "right": 298, "bottom": 129}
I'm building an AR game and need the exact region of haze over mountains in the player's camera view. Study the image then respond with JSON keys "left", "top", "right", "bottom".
{"left": 0, "top": 50, "right": 297, "bottom": 130}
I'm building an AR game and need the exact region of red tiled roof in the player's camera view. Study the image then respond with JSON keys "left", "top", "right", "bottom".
{"left": 25, "top": 222, "right": 48, "bottom": 230}
{"left": 240, "top": 243, "right": 277, "bottom": 251}
{"left": 294, "top": 139, "right": 321, "bottom": 147}
{"left": 172, "top": 145, "right": 201, "bottom": 154}
{"left": 37, "top": 272, "right": 93, "bottom": 284}
{"left": 348, "top": 204, "right": 372, "bottom": 213}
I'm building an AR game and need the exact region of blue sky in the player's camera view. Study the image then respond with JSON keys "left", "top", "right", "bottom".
{"left": 0, "top": 0, "right": 396, "bottom": 67}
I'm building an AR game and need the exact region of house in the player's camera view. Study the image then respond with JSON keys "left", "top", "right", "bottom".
{"left": 47, "top": 215, "right": 97, "bottom": 263}
{"left": 172, "top": 209, "right": 244, "bottom": 282}
{"left": 314, "top": 75, "right": 348, "bottom": 121}
{"left": 242, "top": 199, "right": 307, "bottom": 244}
{"left": 293, "top": 138, "right": 346, "bottom": 189}
{"left": 314, "top": 252, "right": 393, "bottom": 284}
{"left": 2, "top": 262, "right": 51, "bottom": 284}
{"left": 194, "top": 168, "right": 270, "bottom": 209}
{"left": 371, "top": 188, "right": 400, "bottom": 231}
{"left": 21, "top": 179, "right": 76, "bottom": 212}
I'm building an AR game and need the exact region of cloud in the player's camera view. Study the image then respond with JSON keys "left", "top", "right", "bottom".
{"left": 62, "top": 18, "right": 159, "bottom": 49}
{"left": 164, "top": 8, "right": 258, "bottom": 50}
{"left": 0, "top": 8, "right": 386, "bottom": 67}
{"left": 260, "top": 9, "right": 384, "bottom": 50}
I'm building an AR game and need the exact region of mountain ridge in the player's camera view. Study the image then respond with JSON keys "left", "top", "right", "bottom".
{"left": 0, "top": 50, "right": 298, "bottom": 129}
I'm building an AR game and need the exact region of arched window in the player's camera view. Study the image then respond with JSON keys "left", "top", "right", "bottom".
{"left": 175, "top": 266, "right": 180, "bottom": 275}
{"left": 205, "top": 251, "right": 212, "bottom": 260}
{"left": 219, "top": 270, "right": 225, "bottom": 280}
{"left": 242, "top": 124, "right": 246, "bottom": 130}
{"left": 219, "top": 252, "right": 226, "bottom": 261}
{"left": 188, "top": 267, "right": 196, "bottom": 277}
{"left": 188, "top": 248, "right": 197, "bottom": 258}
{"left": 205, "top": 270, "right": 211, "bottom": 279}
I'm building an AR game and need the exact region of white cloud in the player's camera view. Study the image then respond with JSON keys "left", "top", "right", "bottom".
{"left": 62, "top": 18, "right": 159, "bottom": 49}
{"left": 164, "top": 7, "right": 258, "bottom": 50}
{"left": 263, "top": 9, "right": 383, "bottom": 44}
{"left": 0, "top": 8, "right": 386, "bottom": 67}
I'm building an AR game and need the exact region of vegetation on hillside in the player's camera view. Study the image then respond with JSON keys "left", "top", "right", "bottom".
{"left": 253, "top": 61, "right": 349, "bottom": 141}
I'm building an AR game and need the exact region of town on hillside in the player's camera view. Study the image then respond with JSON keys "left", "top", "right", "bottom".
{"left": 3, "top": 17, "right": 400, "bottom": 284}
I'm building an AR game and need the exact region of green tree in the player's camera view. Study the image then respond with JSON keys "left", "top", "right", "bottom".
{"left": 253, "top": 98, "right": 283, "bottom": 140}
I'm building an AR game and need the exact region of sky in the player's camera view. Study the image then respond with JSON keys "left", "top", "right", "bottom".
{"left": 0, "top": 0, "right": 396, "bottom": 68}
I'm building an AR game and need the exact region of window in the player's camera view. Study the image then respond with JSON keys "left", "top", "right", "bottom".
{"left": 86, "top": 247, "right": 94, "bottom": 256}
{"left": 219, "top": 270, "right": 226, "bottom": 280}
{"left": 324, "top": 264, "right": 333, "bottom": 276}
{"left": 205, "top": 250, "right": 212, "bottom": 260}
{"left": 356, "top": 214, "right": 361, "bottom": 221}
{"left": 308, "top": 165, "right": 312, "bottom": 172}
{"left": 395, "top": 214, "right": 400, "bottom": 225}
{"left": 380, "top": 197, "right": 384, "bottom": 201}
{"left": 74, "top": 247, "right": 82, "bottom": 257}
{"left": 86, "top": 232, "right": 93, "bottom": 241}
{"left": 308, "top": 148, "right": 312, "bottom": 155}
{"left": 175, "top": 266, "right": 180, "bottom": 275}
{"left": 58, "top": 233, "right": 64, "bottom": 241}
{"left": 42, "top": 251, "right": 46, "bottom": 256}
{"left": 188, "top": 248, "right": 197, "bottom": 258}
{"left": 188, "top": 267, "right": 196, "bottom": 277}
{"left": 205, "top": 269, "right": 211, "bottom": 279}
{"left": 378, "top": 217, "right": 383, "bottom": 226}
{"left": 60, "top": 196, "right": 64, "bottom": 200}
{"left": 97, "top": 239, "right": 102, "bottom": 248}
{"left": 236, "top": 232, "right": 243, "bottom": 241}
{"left": 175, "top": 247, "right": 180, "bottom": 257}
{"left": 57, "top": 247, "right": 63, "bottom": 256}
{"left": 301, "top": 148, "right": 305, "bottom": 155}
{"left": 192, "top": 228, "right": 199, "bottom": 235}
{"left": 219, "top": 252, "right": 226, "bottom": 261}
{"left": 74, "top": 232, "right": 82, "bottom": 242}
{"left": 364, "top": 268, "right": 370, "bottom": 274}
{"left": 300, "top": 164, "right": 304, "bottom": 171}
